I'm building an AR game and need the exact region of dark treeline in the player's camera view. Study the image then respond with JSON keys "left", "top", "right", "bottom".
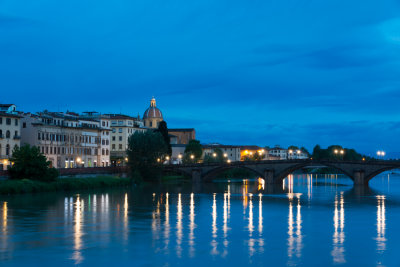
{"left": 311, "top": 145, "right": 370, "bottom": 161}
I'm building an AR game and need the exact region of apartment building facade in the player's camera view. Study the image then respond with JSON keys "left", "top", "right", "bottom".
{"left": 107, "top": 114, "right": 146, "bottom": 165}
{"left": 21, "top": 111, "right": 111, "bottom": 168}
{"left": 0, "top": 104, "right": 21, "bottom": 170}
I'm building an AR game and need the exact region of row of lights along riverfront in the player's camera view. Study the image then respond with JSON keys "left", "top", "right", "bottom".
{"left": 154, "top": 149, "right": 387, "bottom": 165}
{"left": 160, "top": 152, "right": 232, "bottom": 164}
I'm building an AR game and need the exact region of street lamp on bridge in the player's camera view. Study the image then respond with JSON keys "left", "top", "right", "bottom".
{"left": 377, "top": 151, "right": 385, "bottom": 159}
{"left": 334, "top": 149, "right": 345, "bottom": 160}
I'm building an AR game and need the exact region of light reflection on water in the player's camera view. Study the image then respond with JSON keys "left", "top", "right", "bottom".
{"left": 0, "top": 173, "right": 399, "bottom": 266}
{"left": 332, "top": 193, "right": 345, "bottom": 263}
{"left": 376, "top": 195, "right": 386, "bottom": 252}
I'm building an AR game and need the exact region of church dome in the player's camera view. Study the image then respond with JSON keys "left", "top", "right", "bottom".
{"left": 143, "top": 97, "right": 163, "bottom": 119}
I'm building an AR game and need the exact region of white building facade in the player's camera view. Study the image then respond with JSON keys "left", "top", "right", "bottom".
{"left": 0, "top": 104, "right": 21, "bottom": 170}
{"left": 107, "top": 114, "right": 146, "bottom": 165}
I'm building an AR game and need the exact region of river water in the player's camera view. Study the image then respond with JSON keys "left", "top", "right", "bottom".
{"left": 0, "top": 173, "right": 399, "bottom": 266}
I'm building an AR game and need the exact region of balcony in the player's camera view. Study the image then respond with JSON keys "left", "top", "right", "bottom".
{"left": 13, "top": 135, "right": 21, "bottom": 140}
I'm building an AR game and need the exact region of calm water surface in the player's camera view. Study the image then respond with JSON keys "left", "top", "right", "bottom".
{"left": 1, "top": 173, "right": 400, "bottom": 266}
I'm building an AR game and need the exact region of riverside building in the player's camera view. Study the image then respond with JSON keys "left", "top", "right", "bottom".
{"left": 107, "top": 114, "right": 146, "bottom": 165}
{"left": 202, "top": 144, "right": 241, "bottom": 162}
{"left": 267, "top": 146, "right": 288, "bottom": 160}
{"left": 20, "top": 111, "right": 111, "bottom": 168}
{"left": 0, "top": 104, "right": 21, "bottom": 170}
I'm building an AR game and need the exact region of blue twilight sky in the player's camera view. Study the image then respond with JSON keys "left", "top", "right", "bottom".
{"left": 1, "top": 0, "right": 400, "bottom": 157}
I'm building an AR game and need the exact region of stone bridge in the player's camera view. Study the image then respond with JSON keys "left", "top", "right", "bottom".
{"left": 163, "top": 159, "right": 400, "bottom": 185}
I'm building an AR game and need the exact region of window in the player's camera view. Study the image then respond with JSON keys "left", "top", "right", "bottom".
{"left": 112, "top": 144, "right": 115, "bottom": 149}
{"left": 102, "top": 149, "right": 105, "bottom": 155}
{"left": 6, "top": 130, "right": 10, "bottom": 138}
{"left": 15, "top": 119, "right": 18, "bottom": 126}
{"left": 6, "top": 145, "right": 10, "bottom": 156}
{"left": 119, "top": 136, "right": 122, "bottom": 141}
{"left": 112, "top": 136, "right": 115, "bottom": 141}
{"left": 118, "top": 128, "right": 122, "bottom": 133}
{"left": 6, "top": 118, "right": 11, "bottom": 125}
{"left": 23, "top": 122, "right": 26, "bottom": 128}
{"left": 112, "top": 128, "right": 116, "bottom": 133}
{"left": 106, "top": 149, "right": 109, "bottom": 155}
{"left": 0, "top": 117, "right": 2, "bottom": 124}
{"left": 119, "top": 144, "right": 122, "bottom": 150}
{"left": 150, "top": 121, "right": 153, "bottom": 127}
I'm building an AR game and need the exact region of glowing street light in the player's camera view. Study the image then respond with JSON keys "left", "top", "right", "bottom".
{"left": 223, "top": 153, "right": 228, "bottom": 158}
{"left": 227, "top": 159, "right": 231, "bottom": 163}
{"left": 297, "top": 150, "right": 301, "bottom": 154}
{"left": 340, "top": 150, "right": 344, "bottom": 155}
{"left": 334, "top": 149, "right": 338, "bottom": 154}
{"left": 178, "top": 154, "right": 182, "bottom": 159}
{"left": 377, "top": 151, "right": 385, "bottom": 158}
{"left": 190, "top": 154, "right": 194, "bottom": 160}
{"left": 213, "top": 153, "right": 217, "bottom": 157}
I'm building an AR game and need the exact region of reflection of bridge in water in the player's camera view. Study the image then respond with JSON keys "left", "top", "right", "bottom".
{"left": 163, "top": 159, "right": 400, "bottom": 185}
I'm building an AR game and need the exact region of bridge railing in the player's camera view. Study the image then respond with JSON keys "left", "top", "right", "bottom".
{"left": 163, "top": 159, "right": 400, "bottom": 168}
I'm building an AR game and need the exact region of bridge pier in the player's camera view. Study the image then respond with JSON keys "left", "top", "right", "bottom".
{"left": 353, "top": 170, "right": 368, "bottom": 185}
{"left": 192, "top": 169, "right": 202, "bottom": 183}
{"left": 264, "top": 169, "right": 275, "bottom": 184}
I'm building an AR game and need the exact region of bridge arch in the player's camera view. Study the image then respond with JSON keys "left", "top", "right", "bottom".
{"left": 274, "top": 162, "right": 355, "bottom": 184}
{"left": 162, "top": 168, "right": 192, "bottom": 178}
{"left": 364, "top": 165, "right": 399, "bottom": 182}
{"left": 202, "top": 165, "right": 264, "bottom": 182}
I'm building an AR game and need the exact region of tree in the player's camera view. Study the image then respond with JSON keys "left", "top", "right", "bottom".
{"left": 156, "top": 121, "right": 172, "bottom": 155}
{"left": 311, "top": 144, "right": 364, "bottom": 161}
{"left": 203, "top": 148, "right": 224, "bottom": 163}
{"left": 127, "top": 131, "right": 168, "bottom": 181}
{"left": 300, "top": 147, "right": 310, "bottom": 156}
{"left": 9, "top": 144, "right": 59, "bottom": 182}
{"left": 183, "top": 140, "right": 203, "bottom": 163}
{"left": 242, "top": 151, "right": 263, "bottom": 161}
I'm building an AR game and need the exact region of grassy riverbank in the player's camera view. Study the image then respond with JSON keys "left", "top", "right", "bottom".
{"left": 0, "top": 176, "right": 131, "bottom": 195}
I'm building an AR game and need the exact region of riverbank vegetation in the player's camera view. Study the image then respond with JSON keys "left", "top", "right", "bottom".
{"left": 0, "top": 176, "right": 131, "bottom": 195}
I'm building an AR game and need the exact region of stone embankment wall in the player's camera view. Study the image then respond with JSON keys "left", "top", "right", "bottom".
{"left": 0, "top": 166, "right": 129, "bottom": 179}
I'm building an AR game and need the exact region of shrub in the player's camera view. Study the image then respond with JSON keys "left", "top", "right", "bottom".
{"left": 9, "top": 144, "right": 59, "bottom": 182}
